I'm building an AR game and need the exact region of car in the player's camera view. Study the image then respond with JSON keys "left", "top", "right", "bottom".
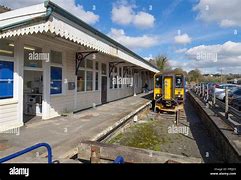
{"left": 216, "top": 86, "right": 240, "bottom": 101}
{"left": 229, "top": 88, "right": 241, "bottom": 105}
{"left": 214, "top": 84, "right": 239, "bottom": 94}
{"left": 232, "top": 96, "right": 241, "bottom": 111}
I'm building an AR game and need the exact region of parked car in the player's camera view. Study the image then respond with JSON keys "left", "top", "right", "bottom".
{"left": 232, "top": 96, "right": 241, "bottom": 111}
{"left": 214, "top": 84, "right": 239, "bottom": 94}
{"left": 229, "top": 88, "right": 241, "bottom": 105}
{"left": 216, "top": 86, "right": 240, "bottom": 101}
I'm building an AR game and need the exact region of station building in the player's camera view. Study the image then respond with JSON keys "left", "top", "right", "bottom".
{"left": 0, "top": 1, "right": 159, "bottom": 132}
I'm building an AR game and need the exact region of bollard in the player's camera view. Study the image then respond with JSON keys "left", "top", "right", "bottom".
{"left": 225, "top": 87, "right": 229, "bottom": 119}
{"left": 202, "top": 84, "right": 205, "bottom": 98}
{"left": 206, "top": 84, "right": 209, "bottom": 108}
{"left": 175, "top": 110, "right": 180, "bottom": 125}
{"left": 213, "top": 91, "right": 216, "bottom": 107}
{"left": 90, "top": 146, "right": 100, "bottom": 163}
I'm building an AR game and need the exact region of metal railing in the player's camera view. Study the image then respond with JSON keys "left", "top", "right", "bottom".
{"left": 0, "top": 143, "right": 52, "bottom": 164}
{"left": 191, "top": 84, "right": 241, "bottom": 134}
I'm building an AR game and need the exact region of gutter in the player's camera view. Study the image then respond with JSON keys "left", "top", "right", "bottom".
{"left": 0, "top": 6, "right": 52, "bottom": 32}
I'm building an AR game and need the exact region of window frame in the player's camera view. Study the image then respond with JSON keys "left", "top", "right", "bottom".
{"left": 24, "top": 44, "right": 43, "bottom": 69}
{"left": 0, "top": 60, "right": 14, "bottom": 100}
{"left": 0, "top": 39, "right": 16, "bottom": 102}
{"left": 0, "top": 39, "right": 14, "bottom": 58}
{"left": 77, "top": 59, "right": 97, "bottom": 93}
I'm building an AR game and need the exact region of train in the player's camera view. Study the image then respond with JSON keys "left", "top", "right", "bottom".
{"left": 152, "top": 70, "right": 186, "bottom": 113}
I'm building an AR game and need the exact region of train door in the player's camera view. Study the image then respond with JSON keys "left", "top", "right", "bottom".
{"left": 164, "top": 76, "right": 173, "bottom": 100}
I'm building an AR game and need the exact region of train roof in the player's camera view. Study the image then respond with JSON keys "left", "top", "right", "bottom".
{"left": 155, "top": 70, "right": 185, "bottom": 76}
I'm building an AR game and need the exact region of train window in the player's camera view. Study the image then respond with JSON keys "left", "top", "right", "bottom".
{"left": 155, "top": 76, "right": 162, "bottom": 88}
{"left": 175, "top": 75, "right": 183, "bottom": 88}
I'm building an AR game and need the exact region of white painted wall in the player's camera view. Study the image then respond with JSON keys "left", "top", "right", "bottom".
{"left": 0, "top": 38, "right": 24, "bottom": 132}
{"left": 0, "top": 34, "right": 155, "bottom": 131}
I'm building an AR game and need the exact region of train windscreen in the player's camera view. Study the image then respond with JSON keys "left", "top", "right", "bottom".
{"left": 155, "top": 76, "right": 162, "bottom": 88}
{"left": 175, "top": 75, "right": 184, "bottom": 88}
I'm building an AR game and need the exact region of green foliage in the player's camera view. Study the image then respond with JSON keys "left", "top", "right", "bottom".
{"left": 187, "top": 69, "right": 203, "bottom": 83}
{"left": 150, "top": 55, "right": 170, "bottom": 71}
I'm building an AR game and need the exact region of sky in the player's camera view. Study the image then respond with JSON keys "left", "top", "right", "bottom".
{"left": 1, "top": 0, "right": 241, "bottom": 74}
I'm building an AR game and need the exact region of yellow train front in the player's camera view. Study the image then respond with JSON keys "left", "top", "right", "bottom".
{"left": 153, "top": 71, "right": 185, "bottom": 112}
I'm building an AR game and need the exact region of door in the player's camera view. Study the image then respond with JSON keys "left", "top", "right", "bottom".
{"left": 164, "top": 76, "right": 173, "bottom": 100}
{"left": 101, "top": 76, "right": 107, "bottom": 103}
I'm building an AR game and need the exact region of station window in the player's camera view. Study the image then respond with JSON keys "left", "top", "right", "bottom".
{"left": 95, "top": 62, "right": 99, "bottom": 70}
{"left": 86, "top": 59, "right": 93, "bottom": 69}
{"left": 0, "top": 39, "right": 14, "bottom": 57}
{"left": 77, "top": 70, "right": 85, "bottom": 92}
{"left": 101, "top": 63, "right": 107, "bottom": 75}
{"left": 50, "top": 50, "right": 62, "bottom": 65}
{"left": 86, "top": 71, "right": 93, "bottom": 91}
{"left": 0, "top": 61, "right": 14, "bottom": 99}
{"left": 24, "top": 45, "right": 43, "bottom": 68}
{"left": 77, "top": 59, "right": 95, "bottom": 92}
{"left": 80, "top": 59, "right": 85, "bottom": 68}
{"left": 50, "top": 66, "right": 62, "bottom": 94}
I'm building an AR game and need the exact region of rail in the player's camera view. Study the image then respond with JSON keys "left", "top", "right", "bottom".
{"left": 0, "top": 143, "right": 52, "bottom": 163}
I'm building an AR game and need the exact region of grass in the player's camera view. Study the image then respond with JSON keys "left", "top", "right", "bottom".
{"left": 108, "top": 120, "right": 174, "bottom": 151}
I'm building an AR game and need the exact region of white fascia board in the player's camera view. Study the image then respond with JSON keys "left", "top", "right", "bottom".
{"left": 0, "top": 4, "right": 46, "bottom": 28}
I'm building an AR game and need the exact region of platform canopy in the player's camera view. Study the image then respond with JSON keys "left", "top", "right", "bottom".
{"left": 0, "top": 0, "right": 159, "bottom": 73}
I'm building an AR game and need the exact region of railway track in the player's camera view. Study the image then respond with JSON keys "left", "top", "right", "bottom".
{"left": 157, "top": 109, "right": 187, "bottom": 122}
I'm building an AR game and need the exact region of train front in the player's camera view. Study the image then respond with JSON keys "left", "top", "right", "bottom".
{"left": 153, "top": 72, "right": 185, "bottom": 112}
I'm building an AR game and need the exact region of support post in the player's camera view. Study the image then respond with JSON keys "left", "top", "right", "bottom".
{"left": 202, "top": 84, "right": 205, "bottom": 98}
{"left": 225, "top": 87, "right": 229, "bottom": 119}
{"left": 90, "top": 146, "right": 100, "bottom": 163}
{"left": 175, "top": 110, "right": 180, "bottom": 125}
{"left": 213, "top": 91, "right": 216, "bottom": 107}
{"left": 206, "top": 84, "right": 209, "bottom": 108}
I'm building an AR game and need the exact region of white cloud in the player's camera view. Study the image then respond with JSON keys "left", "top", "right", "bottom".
{"left": 194, "top": 0, "right": 241, "bottom": 27}
{"left": 133, "top": 12, "right": 155, "bottom": 28}
{"left": 183, "top": 41, "right": 241, "bottom": 73}
{"left": 175, "top": 48, "right": 187, "bottom": 53}
{"left": 1, "top": 0, "right": 99, "bottom": 24}
{"left": 111, "top": 1, "right": 155, "bottom": 28}
{"left": 108, "top": 28, "right": 159, "bottom": 49}
{"left": 174, "top": 33, "right": 192, "bottom": 44}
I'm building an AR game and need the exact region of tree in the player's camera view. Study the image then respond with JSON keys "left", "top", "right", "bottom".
{"left": 173, "top": 68, "right": 187, "bottom": 76}
{"left": 149, "top": 55, "right": 170, "bottom": 71}
{"left": 188, "top": 69, "right": 203, "bottom": 83}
